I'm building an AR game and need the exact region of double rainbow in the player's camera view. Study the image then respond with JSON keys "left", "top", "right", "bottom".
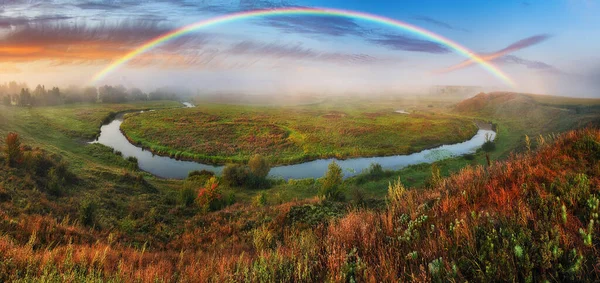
{"left": 91, "top": 7, "right": 515, "bottom": 86}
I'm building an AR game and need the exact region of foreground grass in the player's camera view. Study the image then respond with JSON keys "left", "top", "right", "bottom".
{"left": 2, "top": 128, "right": 600, "bottom": 281}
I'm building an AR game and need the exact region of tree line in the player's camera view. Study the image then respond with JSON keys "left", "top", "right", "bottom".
{"left": 0, "top": 81, "right": 182, "bottom": 107}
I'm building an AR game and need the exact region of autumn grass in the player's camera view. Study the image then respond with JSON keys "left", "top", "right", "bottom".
{"left": 120, "top": 100, "right": 478, "bottom": 165}
{"left": 2, "top": 128, "right": 600, "bottom": 281}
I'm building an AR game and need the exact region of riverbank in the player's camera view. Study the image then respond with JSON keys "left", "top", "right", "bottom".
{"left": 96, "top": 108, "right": 495, "bottom": 180}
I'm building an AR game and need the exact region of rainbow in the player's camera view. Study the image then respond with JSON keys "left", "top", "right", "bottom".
{"left": 91, "top": 7, "right": 515, "bottom": 86}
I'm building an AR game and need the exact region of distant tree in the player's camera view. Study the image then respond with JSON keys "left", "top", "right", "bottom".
{"left": 83, "top": 86, "right": 98, "bottom": 103}
{"left": 18, "top": 88, "right": 32, "bottom": 106}
{"left": 128, "top": 88, "right": 147, "bottom": 101}
{"left": 1, "top": 95, "right": 10, "bottom": 106}
{"left": 5, "top": 132, "right": 23, "bottom": 167}
{"left": 99, "top": 85, "right": 127, "bottom": 103}
{"left": 319, "top": 161, "right": 344, "bottom": 200}
{"left": 32, "top": 85, "right": 46, "bottom": 105}
{"left": 47, "top": 87, "right": 61, "bottom": 105}
{"left": 248, "top": 154, "right": 270, "bottom": 179}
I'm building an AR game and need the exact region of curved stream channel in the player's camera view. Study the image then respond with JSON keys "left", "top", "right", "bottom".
{"left": 93, "top": 103, "right": 496, "bottom": 180}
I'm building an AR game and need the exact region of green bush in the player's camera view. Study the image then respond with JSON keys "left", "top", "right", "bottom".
{"left": 179, "top": 186, "right": 196, "bottom": 207}
{"left": 482, "top": 133, "right": 496, "bottom": 152}
{"left": 253, "top": 192, "right": 268, "bottom": 207}
{"left": 319, "top": 161, "right": 344, "bottom": 201}
{"left": 79, "top": 199, "right": 97, "bottom": 227}
{"left": 222, "top": 164, "right": 250, "bottom": 187}
{"left": 188, "top": 169, "right": 215, "bottom": 179}
{"left": 248, "top": 154, "right": 270, "bottom": 179}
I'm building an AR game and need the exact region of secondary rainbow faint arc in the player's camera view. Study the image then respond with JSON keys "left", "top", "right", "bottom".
{"left": 90, "top": 7, "right": 516, "bottom": 86}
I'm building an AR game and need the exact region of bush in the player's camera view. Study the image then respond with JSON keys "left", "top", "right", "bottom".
{"left": 179, "top": 186, "right": 196, "bottom": 207}
{"left": 248, "top": 154, "right": 270, "bottom": 178}
{"left": 350, "top": 187, "right": 367, "bottom": 206}
{"left": 367, "top": 163, "right": 383, "bottom": 176}
{"left": 253, "top": 192, "right": 268, "bottom": 207}
{"left": 319, "top": 161, "right": 344, "bottom": 201}
{"left": 222, "top": 164, "right": 250, "bottom": 187}
{"left": 79, "top": 198, "right": 97, "bottom": 227}
{"left": 481, "top": 141, "right": 496, "bottom": 152}
{"left": 197, "top": 177, "right": 223, "bottom": 212}
{"left": 482, "top": 133, "right": 496, "bottom": 152}
{"left": 188, "top": 169, "right": 215, "bottom": 179}
{"left": 5, "top": 132, "right": 22, "bottom": 167}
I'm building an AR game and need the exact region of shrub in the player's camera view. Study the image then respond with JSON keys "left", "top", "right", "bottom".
{"left": 197, "top": 177, "right": 223, "bottom": 211}
{"left": 188, "top": 169, "right": 215, "bottom": 179}
{"left": 252, "top": 225, "right": 276, "bottom": 252}
{"left": 47, "top": 167, "right": 66, "bottom": 196}
{"left": 79, "top": 198, "right": 97, "bottom": 227}
{"left": 246, "top": 173, "right": 271, "bottom": 190}
{"left": 482, "top": 133, "right": 496, "bottom": 152}
{"left": 350, "top": 187, "right": 367, "bottom": 206}
{"left": 425, "top": 164, "right": 443, "bottom": 188}
{"left": 23, "top": 149, "right": 54, "bottom": 176}
{"left": 367, "top": 163, "right": 384, "bottom": 177}
{"left": 319, "top": 161, "right": 344, "bottom": 201}
{"left": 178, "top": 186, "right": 196, "bottom": 207}
{"left": 253, "top": 192, "right": 268, "bottom": 207}
{"left": 222, "top": 164, "right": 250, "bottom": 187}
{"left": 5, "top": 132, "right": 23, "bottom": 167}
{"left": 248, "top": 154, "right": 270, "bottom": 179}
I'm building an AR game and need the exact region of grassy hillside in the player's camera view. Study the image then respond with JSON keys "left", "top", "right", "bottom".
{"left": 454, "top": 92, "right": 600, "bottom": 158}
{"left": 0, "top": 95, "right": 599, "bottom": 281}
{"left": 120, "top": 101, "right": 477, "bottom": 165}
{"left": 1, "top": 126, "right": 600, "bottom": 281}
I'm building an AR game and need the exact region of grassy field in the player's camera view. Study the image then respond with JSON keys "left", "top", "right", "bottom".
{"left": 120, "top": 99, "right": 478, "bottom": 165}
{"left": 1, "top": 94, "right": 600, "bottom": 281}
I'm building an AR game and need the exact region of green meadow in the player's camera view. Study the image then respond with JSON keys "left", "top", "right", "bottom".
{"left": 120, "top": 99, "right": 478, "bottom": 165}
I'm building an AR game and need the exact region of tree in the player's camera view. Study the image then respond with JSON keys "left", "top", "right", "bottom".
{"left": 248, "top": 154, "right": 270, "bottom": 179}
{"left": 2, "top": 95, "right": 11, "bottom": 106}
{"left": 128, "top": 88, "right": 147, "bottom": 101}
{"left": 83, "top": 86, "right": 98, "bottom": 103}
{"left": 319, "top": 161, "right": 344, "bottom": 200}
{"left": 99, "top": 85, "right": 127, "bottom": 103}
{"left": 18, "top": 88, "right": 32, "bottom": 106}
{"left": 222, "top": 164, "right": 250, "bottom": 187}
{"left": 5, "top": 132, "right": 22, "bottom": 167}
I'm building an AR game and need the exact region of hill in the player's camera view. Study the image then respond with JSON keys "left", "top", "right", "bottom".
{"left": 454, "top": 92, "right": 600, "bottom": 158}
{"left": 1, "top": 124, "right": 600, "bottom": 281}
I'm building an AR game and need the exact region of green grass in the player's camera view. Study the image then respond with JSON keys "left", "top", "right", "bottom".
{"left": 120, "top": 100, "right": 478, "bottom": 165}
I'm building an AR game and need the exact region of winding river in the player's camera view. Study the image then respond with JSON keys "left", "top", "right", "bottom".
{"left": 93, "top": 103, "right": 496, "bottom": 180}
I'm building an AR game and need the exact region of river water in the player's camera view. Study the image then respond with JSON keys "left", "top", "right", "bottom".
{"left": 93, "top": 104, "right": 496, "bottom": 180}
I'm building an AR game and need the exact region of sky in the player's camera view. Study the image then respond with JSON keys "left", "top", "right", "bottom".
{"left": 0, "top": 0, "right": 599, "bottom": 97}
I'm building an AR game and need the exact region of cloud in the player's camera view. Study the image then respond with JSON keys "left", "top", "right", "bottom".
{"left": 226, "top": 40, "right": 391, "bottom": 65}
{"left": 0, "top": 20, "right": 181, "bottom": 63}
{"left": 497, "top": 55, "right": 558, "bottom": 72}
{"left": 368, "top": 34, "right": 450, "bottom": 54}
{"left": 435, "top": 34, "right": 552, "bottom": 73}
{"left": 413, "top": 16, "right": 469, "bottom": 32}
{"left": 259, "top": 14, "right": 367, "bottom": 37}
{"left": 0, "top": 15, "right": 74, "bottom": 29}
{"left": 497, "top": 34, "right": 552, "bottom": 54}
